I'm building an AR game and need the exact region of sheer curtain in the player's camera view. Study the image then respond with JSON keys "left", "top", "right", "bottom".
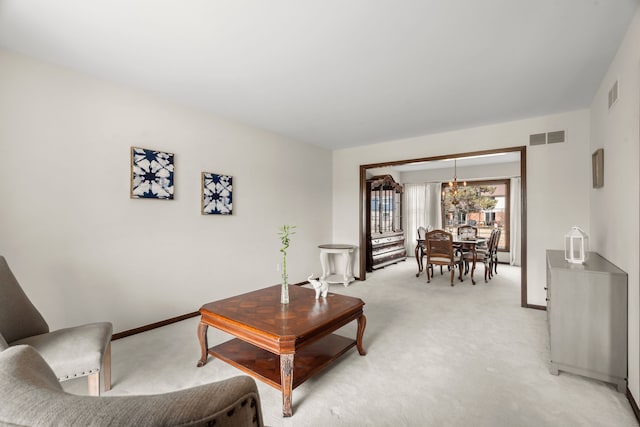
{"left": 403, "top": 182, "right": 442, "bottom": 255}
{"left": 404, "top": 184, "right": 426, "bottom": 256}
{"left": 509, "top": 177, "right": 521, "bottom": 266}
{"left": 425, "top": 183, "right": 442, "bottom": 230}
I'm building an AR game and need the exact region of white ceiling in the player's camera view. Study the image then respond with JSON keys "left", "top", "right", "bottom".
{"left": 0, "top": 1, "right": 637, "bottom": 150}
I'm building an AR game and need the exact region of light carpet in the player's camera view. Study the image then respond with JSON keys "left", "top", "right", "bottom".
{"left": 64, "top": 261, "right": 638, "bottom": 426}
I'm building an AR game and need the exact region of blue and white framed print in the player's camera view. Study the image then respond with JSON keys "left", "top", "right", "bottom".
{"left": 202, "top": 172, "right": 233, "bottom": 215}
{"left": 130, "top": 147, "right": 175, "bottom": 199}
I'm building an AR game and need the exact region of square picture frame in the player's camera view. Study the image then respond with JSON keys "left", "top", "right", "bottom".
{"left": 592, "top": 148, "right": 604, "bottom": 188}
{"left": 202, "top": 172, "right": 233, "bottom": 215}
{"left": 130, "top": 147, "right": 175, "bottom": 199}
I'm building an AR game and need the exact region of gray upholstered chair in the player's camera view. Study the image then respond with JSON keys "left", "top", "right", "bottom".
{"left": 0, "top": 345, "right": 263, "bottom": 427}
{"left": 0, "top": 256, "right": 112, "bottom": 395}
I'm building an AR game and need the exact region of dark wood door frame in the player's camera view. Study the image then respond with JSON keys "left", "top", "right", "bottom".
{"left": 359, "top": 145, "right": 534, "bottom": 309}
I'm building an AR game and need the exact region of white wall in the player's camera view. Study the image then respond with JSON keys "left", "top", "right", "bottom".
{"left": 0, "top": 49, "right": 333, "bottom": 333}
{"left": 589, "top": 5, "right": 640, "bottom": 403}
{"left": 333, "top": 109, "right": 591, "bottom": 307}
{"left": 398, "top": 161, "right": 520, "bottom": 183}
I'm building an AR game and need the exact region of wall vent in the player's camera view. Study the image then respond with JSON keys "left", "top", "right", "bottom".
{"left": 547, "top": 130, "right": 566, "bottom": 144}
{"left": 529, "top": 130, "right": 566, "bottom": 146}
{"left": 608, "top": 80, "right": 618, "bottom": 110}
{"left": 529, "top": 133, "right": 546, "bottom": 146}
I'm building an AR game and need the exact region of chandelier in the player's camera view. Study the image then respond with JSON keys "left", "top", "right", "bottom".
{"left": 447, "top": 159, "right": 466, "bottom": 205}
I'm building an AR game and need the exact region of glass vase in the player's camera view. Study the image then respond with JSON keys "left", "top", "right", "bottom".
{"left": 280, "top": 278, "right": 289, "bottom": 304}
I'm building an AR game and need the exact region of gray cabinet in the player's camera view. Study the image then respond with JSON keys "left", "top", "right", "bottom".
{"left": 546, "top": 250, "right": 627, "bottom": 392}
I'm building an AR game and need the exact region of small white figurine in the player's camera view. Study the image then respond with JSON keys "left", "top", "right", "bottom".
{"left": 308, "top": 274, "right": 329, "bottom": 299}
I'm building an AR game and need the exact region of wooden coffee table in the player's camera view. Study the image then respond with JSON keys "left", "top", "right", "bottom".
{"left": 197, "top": 285, "right": 366, "bottom": 417}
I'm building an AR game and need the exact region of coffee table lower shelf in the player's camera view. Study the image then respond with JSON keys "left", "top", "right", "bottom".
{"left": 208, "top": 333, "right": 356, "bottom": 390}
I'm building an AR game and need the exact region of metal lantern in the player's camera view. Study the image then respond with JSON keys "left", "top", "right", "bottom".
{"left": 564, "top": 226, "right": 589, "bottom": 264}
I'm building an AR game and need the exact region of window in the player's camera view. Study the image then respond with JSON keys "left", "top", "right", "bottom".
{"left": 441, "top": 179, "right": 510, "bottom": 251}
{"left": 484, "top": 212, "right": 496, "bottom": 224}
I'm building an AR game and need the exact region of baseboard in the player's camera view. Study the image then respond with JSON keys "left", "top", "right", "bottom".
{"left": 627, "top": 387, "right": 640, "bottom": 423}
{"left": 526, "top": 304, "right": 547, "bottom": 311}
{"left": 112, "top": 311, "right": 200, "bottom": 340}
{"left": 112, "top": 282, "right": 314, "bottom": 340}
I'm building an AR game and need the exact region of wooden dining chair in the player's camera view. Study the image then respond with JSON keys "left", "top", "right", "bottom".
{"left": 456, "top": 225, "right": 478, "bottom": 239}
{"left": 462, "top": 228, "right": 499, "bottom": 283}
{"left": 425, "top": 230, "right": 463, "bottom": 286}
{"left": 415, "top": 227, "right": 427, "bottom": 277}
{"left": 415, "top": 226, "right": 435, "bottom": 277}
{"left": 457, "top": 225, "right": 478, "bottom": 274}
{"left": 489, "top": 228, "right": 502, "bottom": 277}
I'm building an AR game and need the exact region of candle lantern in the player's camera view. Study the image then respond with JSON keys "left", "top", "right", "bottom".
{"left": 564, "top": 226, "right": 589, "bottom": 264}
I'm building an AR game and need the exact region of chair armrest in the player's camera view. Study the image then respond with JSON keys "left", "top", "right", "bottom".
{"left": 101, "top": 376, "right": 263, "bottom": 426}
{"left": 8, "top": 375, "right": 263, "bottom": 427}
{"left": 1, "top": 346, "right": 263, "bottom": 427}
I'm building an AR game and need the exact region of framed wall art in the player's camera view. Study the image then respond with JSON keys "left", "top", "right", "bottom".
{"left": 592, "top": 148, "right": 604, "bottom": 188}
{"left": 130, "top": 147, "right": 175, "bottom": 199}
{"left": 202, "top": 172, "right": 233, "bottom": 215}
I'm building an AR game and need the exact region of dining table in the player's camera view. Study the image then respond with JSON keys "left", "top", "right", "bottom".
{"left": 415, "top": 235, "right": 488, "bottom": 284}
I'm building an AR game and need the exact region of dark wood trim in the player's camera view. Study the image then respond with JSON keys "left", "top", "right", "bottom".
{"left": 112, "top": 281, "right": 313, "bottom": 340}
{"left": 520, "top": 147, "right": 528, "bottom": 308}
{"left": 359, "top": 165, "right": 368, "bottom": 281}
{"left": 358, "top": 146, "right": 529, "bottom": 309}
{"left": 113, "top": 311, "right": 200, "bottom": 340}
{"left": 525, "top": 304, "right": 546, "bottom": 311}
{"left": 627, "top": 387, "right": 640, "bottom": 423}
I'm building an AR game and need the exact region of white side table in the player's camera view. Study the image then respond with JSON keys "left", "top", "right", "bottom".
{"left": 318, "top": 244, "right": 356, "bottom": 287}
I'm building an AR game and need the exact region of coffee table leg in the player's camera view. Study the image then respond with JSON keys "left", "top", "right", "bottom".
{"left": 196, "top": 321, "right": 209, "bottom": 367}
{"left": 280, "top": 354, "right": 294, "bottom": 417}
{"left": 356, "top": 314, "right": 367, "bottom": 355}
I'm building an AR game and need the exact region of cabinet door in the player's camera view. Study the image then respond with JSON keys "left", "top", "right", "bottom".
{"left": 370, "top": 189, "right": 380, "bottom": 234}
{"left": 549, "top": 269, "right": 627, "bottom": 378}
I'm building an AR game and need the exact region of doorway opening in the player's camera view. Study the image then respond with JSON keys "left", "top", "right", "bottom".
{"left": 359, "top": 146, "right": 533, "bottom": 308}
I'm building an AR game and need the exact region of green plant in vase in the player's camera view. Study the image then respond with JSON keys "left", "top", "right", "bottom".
{"left": 278, "top": 224, "right": 296, "bottom": 304}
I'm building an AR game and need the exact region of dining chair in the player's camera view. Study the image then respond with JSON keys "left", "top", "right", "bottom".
{"left": 415, "top": 227, "right": 427, "bottom": 277}
{"left": 0, "top": 256, "right": 112, "bottom": 396}
{"left": 456, "top": 225, "right": 479, "bottom": 274}
{"left": 489, "top": 228, "right": 502, "bottom": 276}
{"left": 462, "top": 228, "right": 499, "bottom": 283}
{"left": 415, "top": 226, "right": 435, "bottom": 277}
{"left": 456, "top": 225, "right": 478, "bottom": 239}
{"left": 425, "top": 230, "right": 463, "bottom": 286}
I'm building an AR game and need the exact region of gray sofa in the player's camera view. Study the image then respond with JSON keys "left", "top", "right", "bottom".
{"left": 0, "top": 345, "right": 264, "bottom": 427}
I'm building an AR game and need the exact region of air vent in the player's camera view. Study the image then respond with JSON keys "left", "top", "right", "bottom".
{"left": 529, "top": 133, "right": 546, "bottom": 146}
{"left": 547, "top": 130, "right": 565, "bottom": 144}
{"left": 608, "top": 80, "right": 618, "bottom": 110}
{"left": 529, "top": 130, "right": 567, "bottom": 146}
